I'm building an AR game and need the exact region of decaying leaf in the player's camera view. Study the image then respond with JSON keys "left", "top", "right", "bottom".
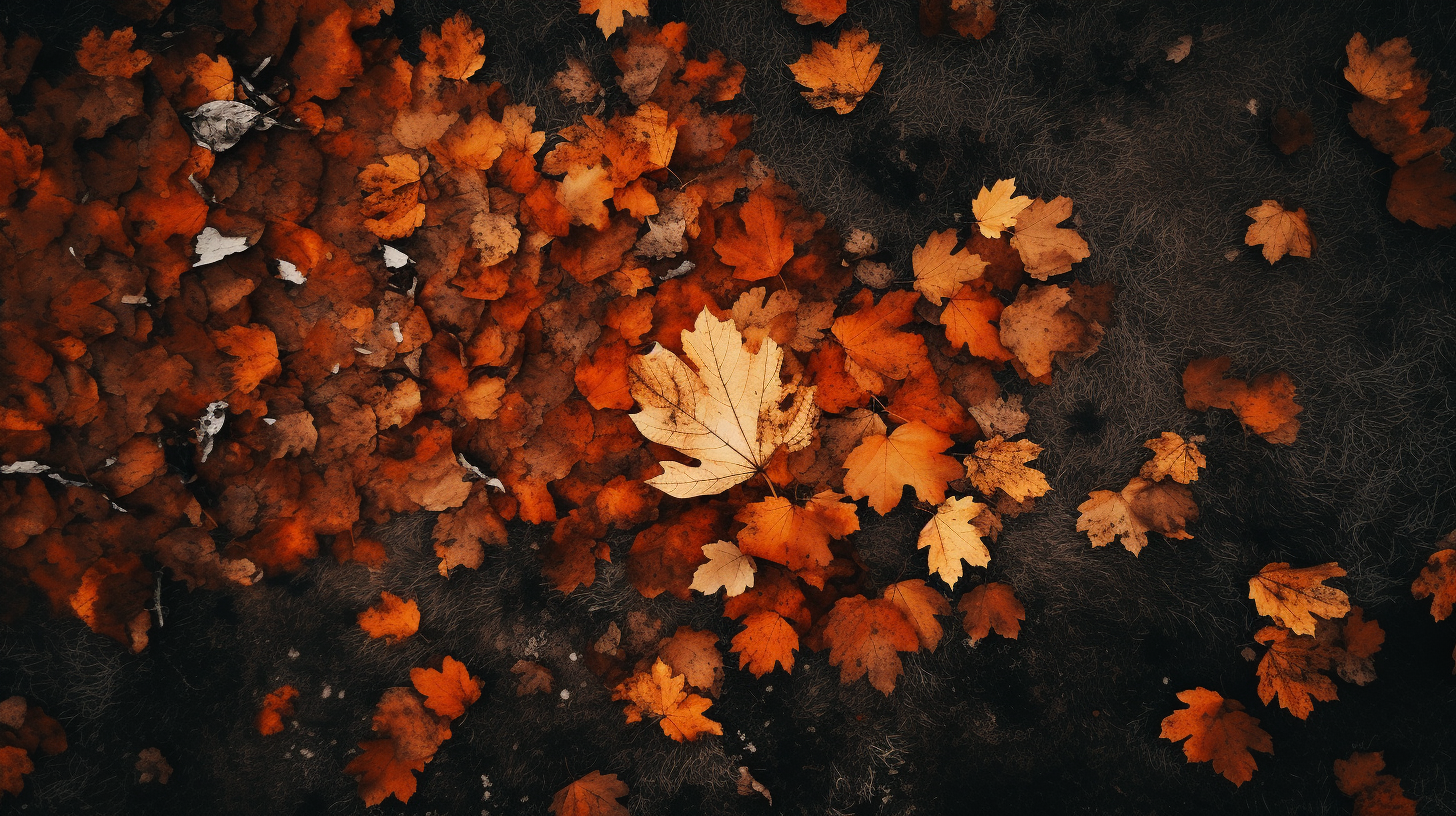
{"left": 822, "top": 595, "right": 920, "bottom": 695}
{"left": 788, "top": 26, "right": 883, "bottom": 114}
{"left": 358, "top": 592, "right": 420, "bottom": 643}
{"left": 963, "top": 436, "right": 1050, "bottom": 503}
{"left": 1183, "top": 356, "right": 1302, "bottom": 445}
{"left": 1076, "top": 477, "right": 1197, "bottom": 555}
{"left": 1412, "top": 543, "right": 1456, "bottom": 621}
{"left": 958, "top": 581, "right": 1024, "bottom": 644}
{"left": 1140, "top": 432, "right": 1206, "bottom": 484}
{"left": 1248, "top": 562, "right": 1350, "bottom": 636}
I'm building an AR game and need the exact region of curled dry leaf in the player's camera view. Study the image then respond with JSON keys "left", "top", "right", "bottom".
{"left": 918, "top": 496, "right": 991, "bottom": 589}
{"left": 788, "top": 26, "right": 883, "bottom": 114}
{"left": 1160, "top": 688, "right": 1272, "bottom": 786}
{"left": 551, "top": 771, "right": 630, "bottom": 816}
{"left": 1244, "top": 200, "right": 1313, "bottom": 263}
{"left": 958, "top": 582, "right": 1024, "bottom": 644}
{"left": 1248, "top": 562, "right": 1350, "bottom": 636}
{"left": 628, "top": 307, "right": 818, "bottom": 498}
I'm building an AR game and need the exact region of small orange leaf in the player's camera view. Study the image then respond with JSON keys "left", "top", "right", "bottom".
{"left": 612, "top": 658, "right": 723, "bottom": 742}
{"left": 958, "top": 582, "right": 1025, "bottom": 644}
{"left": 1244, "top": 200, "right": 1313, "bottom": 264}
{"left": 256, "top": 685, "right": 298, "bottom": 735}
{"left": 731, "top": 611, "right": 799, "bottom": 677}
{"left": 358, "top": 592, "right": 420, "bottom": 643}
{"left": 842, "top": 421, "right": 963, "bottom": 515}
{"left": 1412, "top": 544, "right": 1456, "bottom": 621}
{"left": 551, "top": 770, "right": 630, "bottom": 816}
{"left": 410, "top": 656, "right": 481, "bottom": 720}
{"left": 1159, "top": 688, "right": 1272, "bottom": 786}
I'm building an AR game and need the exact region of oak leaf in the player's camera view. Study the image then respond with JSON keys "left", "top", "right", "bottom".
{"left": 1411, "top": 545, "right": 1456, "bottom": 620}
{"left": 612, "top": 658, "right": 723, "bottom": 742}
{"left": 1334, "top": 751, "right": 1418, "bottom": 816}
{"left": 971, "top": 178, "right": 1030, "bottom": 238}
{"left": 1160, "top": 688, "right": 1272, "bottom": 786}
{"left": 958, "top": 582, "right": 1025, "bottom": 644}
{"left": 1008, "top": 196, "right": 1089, "bottom": 279}
{"left": 1248, "top": 562, "right": 1350, "bottom": 636}
{"left": 917, "top": 496, "right": 991, "bottom": 589}
{"left": 358, "top": 592, "right": 420, "bottom": 643}
{"left": 788, "top": 26, "right": 882, "bottom": 114}
{"left": 256, "top": 685, "right": 298, "bottom": 735}
{"left": 842, "top": 421, "right": 963, "bottom": 514}
{"left": 963, "top": 436, "right": 1050, "bottom": 502}
{"left": 690, "top": 540, "right": 756, "bottom": 597}
{"left": 628, "top": 308, "right": 818, "bottom": 498}
{"left": 1244, "top": 200, "right": 1313, "bottom": 264}
{"left": 410, "top": 656, "right": 481, "bottom": 720}
{"left": 1139, "top": 432, "right": 1206, "bottom": 484}
{"left": 912, "top": 229, "right": 985, "bottom": 304}
{"left": 551, "top": 771, "right": 630, "bottom": 816}
{"left": 822, "top": 595, "right": 919, "bottom": 694}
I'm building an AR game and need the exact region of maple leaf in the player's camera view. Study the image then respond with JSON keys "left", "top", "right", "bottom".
{"left": 1076, "top": 477, "right": 1197, "bottom": 555}
{"left": 551, "top": 771, "right": 630, "bottom": 816}
{"left": 511, "top": 660, "right": 554, "bottom": 696}
{"left": 1160, "top": 688, "right": 1273, "bottom": 786}
{"left": 831, "top": 289, "right": 930, "bottom": 393}
{"left": 656, "top": 627, "right": 725, "bottom": 695}
{"left": 1388, "top": 153, "right": 1456, "bottom": 229}
{"left": 842, "top": 421, "right": 964, "bottom": 514}
{"left": 912, "top": 229, "right": 986, "bottom": 304}
{"left": 715, "top": 187, "right": 796, "bottom": 281}
{"left": 344, "top": 688, "right": 452, "bottom": 806}
{"left": 77, "top": 28, "right": 151, "bottom": 79}
{"left": 1344, "top": 34, "right": 1416, "bottom": 103}
{"left": 918, "top": 497, "right": 991, "bottom": 589}
{"left": 419, "top": 12, "right": 486, "bottom": 82}
{"left": 1334, "top": 752, "right": 1418, "bottom": 816}
{"left": 1139, "top": 432, "right": 1206, "bottom": 484}
{"left": 998, "top": 283, "right": 1101, "bottom": 380}
{"left": 1254, "top": 625, "right": 1338, "bottom": 719}
{"left": 1412, "top": 545, "right": 1456, "bottom": 620}
{"left": 358, "top": 592, "right": 420, "bottom": 643}
{"left": 731, "top": 611, "right": 799, "bottom": 677}
{"left": 1324, "top": 605, "right": 1384, "bottom": 685}
{"left": 256, "top": 685, "right": 298, "bottom": 736}
{"left": 1244, "top": 200, "right": 1314, "bottom": 264}
{"left": 963, "top": 436, "right": 1051, "bottom": 502}
{"left": 733, "top": 492, "right": 858, "bottom": 583}
{"left": 940, "top": 281, "right": 1014, "bottom": 363}
{"left": 689, "top": 540, "right": 757, "bottom": 597}
{"left": 0, "top": 746, "right": 31, "bottom": 798}
{"left": 958, "top": 582, "right": 1025, "bottom": 644}
{"left": 1009, "top": 196, "right": 1089, "bottom": 279}
{"left": 822, "top": 595, "right": 920, "bottom": 694}
{"left": 1248, "top": 562, "right": 1350, "bottom": 636}
{"left": 580, "top": 0, "right": 648, "bottom": 38}
{"left": 971, "top": 178, "right": 1030, "bottom": 238}
{"left": 788, "top": 26, "right": 883, "bottom": 114}
{"left": 628, "top": 307, "right": 818, "bottom": 498}
{"left": 883, "top": 579, "right": 950, "bottom": 651}
{"left": 410, "top": 656, "right": 481, "bottom": 720}
{"left": 782, "top": 0, "right": 845, "bottom": 25}
{"left": 612, "top": 658, "right": 723, "bottom": 742}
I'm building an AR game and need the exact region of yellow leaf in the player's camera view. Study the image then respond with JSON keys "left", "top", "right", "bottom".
{"left": 917, "top": 497, "right": 991, "bottom": 589}
{"left": 912, "top": 229, "right": 985, "bottom": 304}
{"left": 689, "top": 540, "right": 756, "bottom": 597}
{"left": 962, "top": 435, "right": 1050, "bottom": 502}
{"left": 1140, "top": 432, "right": 1206, "bottom": 484}
{"left": 971, "top": 178, "right": 1030, "bottom": 238}
{"left": 1244, "top": 200, "right": 1313, "bottom": 264}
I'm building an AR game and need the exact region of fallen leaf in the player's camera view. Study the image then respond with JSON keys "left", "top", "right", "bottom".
{"left": 1248, "top": 562, "right": 1350, "bottom": 636}
{"left": 822, "top": 594, "right": 919, "bottom": 694}
{"left": 963, "top": 435, "right": 1050, "bottom": 502}
{"left": 1160, "top": 688, "right": 1273, "bottom": 786}
{"left": 971, "top": 178, "right": 1030, "bottom": 238}
{"left": 512, "top": 660, "right": 554, "bottom": 696}
{"left": 358, "top": 592, "right": 421, "bottom": 643}
{"left": 612, "top": 658, "right": 723, "bottom": 742}
{"left": 958, "top": 582, "right": 1024, "bottom": 644}
{"left": 883, "top": 579, "right": 950, "bottom": 651}
{"left": 410, "top": 656, "right": 481, "bottom": 719}
{"left": 788, "top": 26, "right": 883, "bottom": 114}
{"left": 1245, "top": 200, "right": 1313, "bottom": 264}
{"left": 1412, "top": 544, "right": 1456, "bottom": 621}
{"left": 1254, "top": 625, "right": 1337, "bottom": 719}
{"left": 1183, "top": 356, "right": 1302, "bottom": 445}
{"left": 628, "top": 308, "right": 818, "bottom": 498}
{"left": 831, "top": 289, "right": 930, "bottom": 393}
{"left": 1076, "top": 477, "right": 1197, "bottom": 555}
{"left": 690, "top": 540, "right": 757, "bottom": 597}
{"left": 135, "top": 747, "right": 172, "bottom": 784}
{"left": 731, "top": 611, "right": 799, "bottom": 677}
{"left": 257, "top": 685, "right": 298, "bottom": 735}
{"left": 1140, "top": 432, "right": 1206, "bottom": 484}
{"left": 1387, "top": 153, "right": 1456, "bottom": 229}
{"left": 781, "top": 0, "right": 844, "bottom": 25}
{"left": 580, "top": 0, "right": 649, "bottom": 38}
{"left": 1271, "top": 107, "right": 1314, "bottom": 155}
{"left": 912, "top": 229, "right": 985, "bottom": 304}
{"left": 1333, "top": 751, "right": 1418, "bottom": 816}
{"left": 734, "top": 492, "right": 857, "bottom": 584}
{"left": 551, "top": 771, "right": 630, "bottom": 816}
{"left": 917, "top": 497, "right": 991, "bottom": 588}
{"left": 1009, "top": 197, "right": 1089, "bottom": 279}
{"left": 1344, "top": 33, "right": 1415, "bottom": 103}
{"left": 656, "top": 626, "right": 724, "bottom": 695}
{"left": 842, "top": 421, "right": 964, "bottom": 514}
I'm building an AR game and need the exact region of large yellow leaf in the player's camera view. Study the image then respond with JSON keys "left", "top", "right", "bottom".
{"left": 917, "top": 497, "right": 991, "bottom": 588}
{"left": 628, "top": 308, "right": 818, "bottom": 498}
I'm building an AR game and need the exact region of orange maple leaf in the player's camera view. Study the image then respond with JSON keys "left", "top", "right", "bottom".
{"left": 731, "top": 610, "right": 800, "bottom": 677}
{"left": 256, "top": 685, "right": 298, "bottom": 736}
{"left": 843, "top": 420, "right": 963, "bottom": 514}
{"left": 831, "top": 289, "right": 930, "bottom": 393}
{"left": 958, "top": 582, "right": 1025, "bottom": 644}
{"left": 76, "top": 28, "right": 151, "bottom": 78}
{"left": 1412, "top": 544, "right": 1456, "bottom": 621}
{"left": 580, "top": 0, "right": 648, "bottom": 38}
{"left": 1183, "top": 356, "right": 1302, "bottom": 445}
{"left": 781, "top": 0, "right": 845, "bottom": 26}
{"left": 1248, "top": 562, "right": 1350, "bottom": 636}
{"left": 551, "top": 771, "right": 630, "bottom": 816}
{"left": 940, "top": 281, "right": 1013, "bottom": 363}
{"left": 734, "top": 492, "right": 858, "bottom": 583}
{"left": 912, "top": 229, "right": 985, "bottom": 304}
{"left": 612, "top": 658, "right": 723, "bottom": 742}
{"left": 1333, "top": 751, "right": 1418, "bottom": 816}
{"left": 1159, "top": 688, "right": 1273, "bottom": 786}
{"left": 883, "top": 579, "right": 950, "bottom": 652}
{"left": 1253, "top": 625, "right": 1338, "bottom": 719}
{"left": 1344, "top": 33, "right": 1416, "bottom": 102}
{"left": 822, "top": 594, "right": 920, "bottom": 694}
{"left": 410, "top": 656, "right": 481, "bottom": 720}
{"left": 788, "top": 26, "right": 883, "bottom": 114}
{"left": 343, "top": 688, "right": 452, "bottom": 806}
{"left": 714, "top": 186, "right": 796, "bottom": 281}
{"left": 1244, "top": 200, "right": 1314, "bottom": 264}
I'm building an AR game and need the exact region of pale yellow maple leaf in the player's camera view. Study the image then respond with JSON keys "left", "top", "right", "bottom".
{"left": 689, "top": 540, "right": 757, "bottom": 597}
{"left": 912, "top": 229, "right": 986, "bottom": 305}
{"left": 963, "top": 436, "right": 1050, "bottom": 502}
{"left": 1140, "top": 432, "right": 1206, "bottom": 484}
{"left": 971, "top": 178, "right": 1031, "bottom": 238}
{"left": 579, "top": 0, "right": 648, "bottom": 38}
{"left": 629, "top": 308, "right": 818, "bottom": 498}
{"left": 1244, "top": 200, "right": 1313, "bottom": 264}
{"left": 917, "top": 497, "right": 991, "bottom": 589}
